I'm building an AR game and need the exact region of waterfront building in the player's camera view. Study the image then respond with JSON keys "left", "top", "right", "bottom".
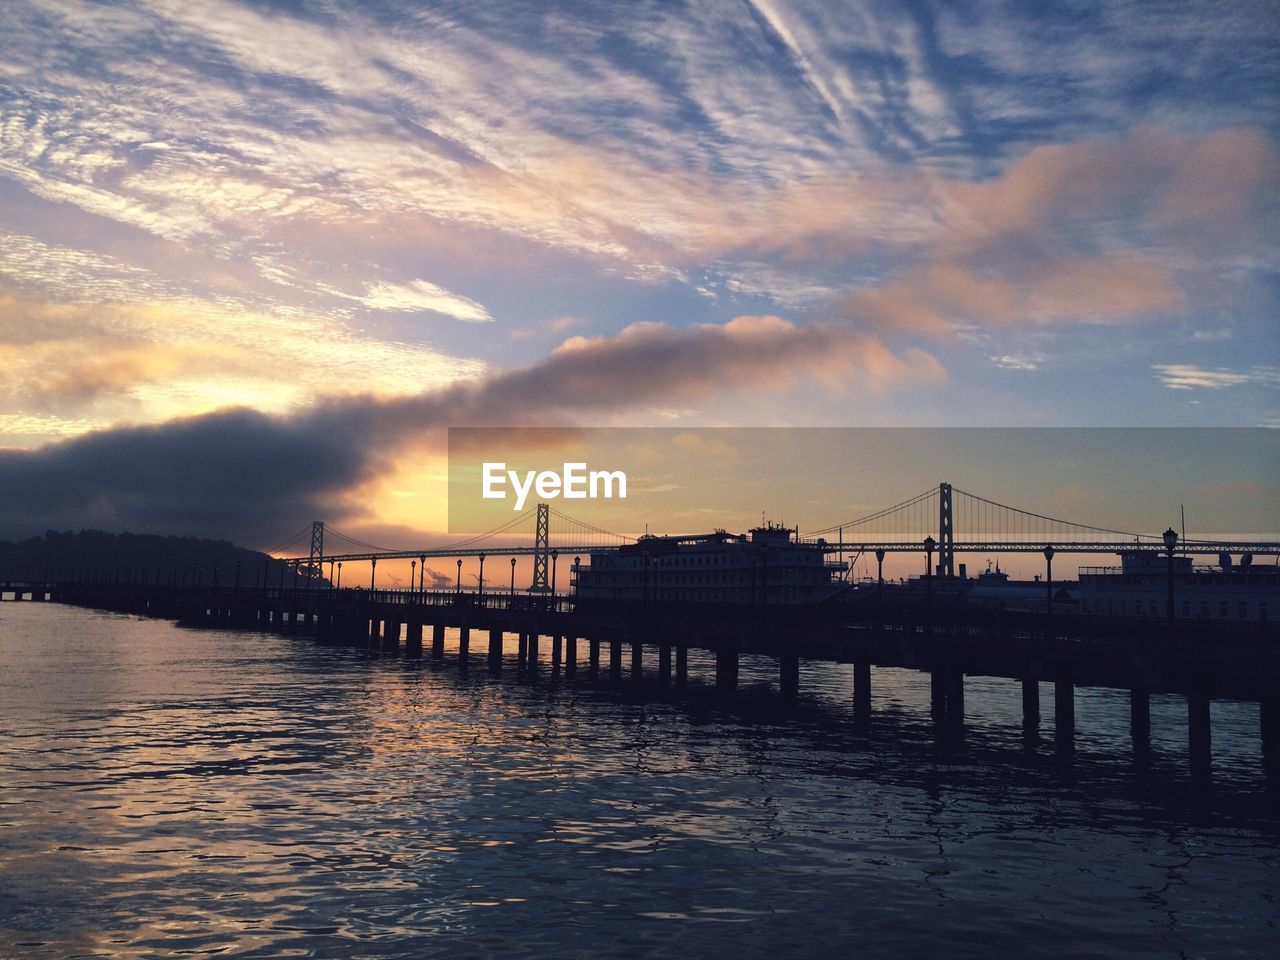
{"left": 1078, "top": 551, "right": 1276, "bottom": 623}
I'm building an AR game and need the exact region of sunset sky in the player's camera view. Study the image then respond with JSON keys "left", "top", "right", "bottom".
{"left": 1, "top": 1, "right": 1277, "bottom": 550}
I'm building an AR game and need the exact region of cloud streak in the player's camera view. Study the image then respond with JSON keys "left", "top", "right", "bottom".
{"left": 361, "top": 279, "right": 493, "bottom": 322}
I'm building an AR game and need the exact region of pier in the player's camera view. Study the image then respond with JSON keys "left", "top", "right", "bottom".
{"left": 42, "top": 577, "right": 1280, "bottom": 782}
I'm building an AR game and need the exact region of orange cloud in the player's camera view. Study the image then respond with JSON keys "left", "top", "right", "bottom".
{"left": 837, "top": 253, "right": 1183, "bottom": 336}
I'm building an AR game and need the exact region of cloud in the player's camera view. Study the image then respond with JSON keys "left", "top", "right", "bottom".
{"left": 0, "top": 315, "right": 939, "bottom": 543}
{"left": 991, "top": 355, "right": 1042, "bottom": 371}
{"left": 839, "top": 254, "right": 1185, "bottom": 337}
{"left": 360, "top": 279, "right": 493, "bottom": 322}
{"left": 1152, "top": 364, "right": 1280, "bottom": 390}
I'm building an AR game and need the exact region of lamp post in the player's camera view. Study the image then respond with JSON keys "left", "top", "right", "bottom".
{"left": 418, "top": 556, "right": 426, "bottom": 598}
{"left": 1043, "top": 544, "right": 1055, "bottom": 616}
{"left": 876, "top": 549, "right": 886, "bottom": 594}
{"left": 336, "top": 561, "right": 342, "bottom": 590}
{"left": 923, "top": 535, "right": 935, "bottom": 608}
{"left": 410, "top": 560, "right": 417, "bottom": 601}
{"left": 550, "top": 550, "right": 559, "bottom": 603}
{"left": 478, "top": 554, "right": 486, "bottom": 601}
{"left": 573, "top": 556, "right": 581, "bottom": 598}
{"left": 1163, "top": 526, "right": 1178, "bottom": 632}
{"left": 456, "top": 558, "right": 462, "bottom": 595}
{"left": 510, "top": 557, "right": 517, "bottom": 603}
{"left": 369, "top": 557, "right": 377, "bottom": 592}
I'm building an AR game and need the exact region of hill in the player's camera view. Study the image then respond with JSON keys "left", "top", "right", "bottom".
{"left": 0, "top": 529, "right": 316, "bottom": 587}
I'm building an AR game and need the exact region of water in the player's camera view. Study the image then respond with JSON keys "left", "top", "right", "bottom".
{"left": 1, "top": 603, "right": 1277, "bottom": 958}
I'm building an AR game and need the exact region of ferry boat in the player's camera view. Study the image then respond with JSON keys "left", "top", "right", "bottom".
{"left": 1077, "top": 551, "right": 1276, "bottom": 623}
{"left": 573, "top": 523, "right": 846, "bottom": 605}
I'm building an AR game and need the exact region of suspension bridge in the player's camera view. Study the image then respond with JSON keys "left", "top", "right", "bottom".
{"left": 26, "top": 480, "right": 1280, "bottom": 784}
{"left": 271, "top": 483, "right": 1278, "bottom": 590}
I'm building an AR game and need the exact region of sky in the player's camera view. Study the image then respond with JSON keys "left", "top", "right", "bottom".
{"left": 0, "top": 0, "right": 1277, "bottom": 551}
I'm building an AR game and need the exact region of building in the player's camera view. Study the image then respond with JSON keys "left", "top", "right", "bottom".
{"left": 573, "top": 523, "right": 845, "bottom": 605}
{"left": 1077, "top": 551, "right": 1276, "bottom": 623}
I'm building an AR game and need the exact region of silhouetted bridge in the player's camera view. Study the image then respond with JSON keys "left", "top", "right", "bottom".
{"left": 258, "top": 484, "right": 1277, "bottom": 595}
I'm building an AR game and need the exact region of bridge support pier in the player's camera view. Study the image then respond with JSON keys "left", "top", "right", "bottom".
{"left": 518, "top": 633, "right": 528, "bottom": 668}
{"left": 406, "top": 621, "right": 423, "bottom": 657}
{"left": 589, "top": 637, "right": 600, "bottom": 676}
{"left": 552, "top": 634, "right": 562, "bottom": 671}
{"left": 854, "top": 661, "right": 871, "bottom": 728}
{"left": 382, "top": 619, "right": 400, "bottom": 651}
{"left": 609, "top": 638, "right": 623, "bottom": 682}
{"left": 368, "top": 617, "right": 380, "bottom": 646}
{"left": 780, "top": 655, "right": 799, "bottom": 701}
{"left": 459, "top": 625, "right": 470, "bottom": 665}
{"left": 631, "top": 639, "right": 643, "bottom": 681}
{"left": 488, "top": 629, "right": 502, "bottom": 671}
{"left": 948, "top": 671, "right": 965, "bottom": 739}
{"left": 658, "top": 643, "right": 672, "bottom": 686}
{"left": 676, "top": 644, "right": 688, "bottom": 688}
{"left": 1055, "top": 679, "right": 1075, "bottom": 761}
{"left": 565, "top": 636, "right": 577, "bottom": 677}
{"left": 1022, "top": 678, "right": 1040, "bottom": 744}
{"left": 930, "top": 670, "right": 947, "bottom": 727}
{"left": 715, "top": 642, "right": 739, "bottom": 696}
{"left": 1189, "top": 691, "right": 1211, "bottom": 783}
{"left": 527, "top": 632, "right": 539, "bottom": 670}
{"left": 431, "top": 622, "right": 444, "bottom": 660}
{"left": 1130, "top": 686, "right": 1151, "bottom": 766}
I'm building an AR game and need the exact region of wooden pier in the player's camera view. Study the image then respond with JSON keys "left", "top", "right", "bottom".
{"left": 20, "top": 580, "right": 1280, "bottom": 781}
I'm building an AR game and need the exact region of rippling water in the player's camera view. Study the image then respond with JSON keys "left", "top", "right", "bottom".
{"left": 1, "top": 603, "right": 1277, "bottom": 958}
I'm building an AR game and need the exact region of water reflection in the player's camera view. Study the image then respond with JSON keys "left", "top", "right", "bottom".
{"left": 1, "top": 603, "right": 1276, "bottom": 959}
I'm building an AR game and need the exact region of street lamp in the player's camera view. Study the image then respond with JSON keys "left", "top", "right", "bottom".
{"left": 336, "top": 561, "right": 343, "bottom": 590}
{"left": 1163, "top": 526, "right": 1178, "bottom": 631}
{"left": 410, "top": 560, "right": 417, "bottom": 600}
{"left": 875, "top": 548, "right": 886, "bottom": 593}
{"left": 478, "top": 553, "right": 486, "bottom": 601}
{"left": 419, "top": 556, "right": 426, "bottom": 598}
{"left": 510, "top": 557, "right": 517, "bottom": 602}
{"left": 370, "top": 557, "right": 377, "bottom": 592}
{"left": 456, "top": 558, "right": 463, "bottom": 595}
{"left": 1043, "top": 544, "right": 1055, "bottom": 616}
{"left": 573, "top": 556, "right": 581, "bottom": 598}
{"left": 550, "top": 549, "right": 559, "bottom": 602}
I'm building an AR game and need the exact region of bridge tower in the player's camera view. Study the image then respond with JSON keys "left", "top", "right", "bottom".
{"left": 938, "top": 483, "right": 955, "bottom": 579}
{"left": 308, "top": 521, "right": 325, "bottom": 579}
{"left": 530, "top": 503, "right": 550, "bottom": 592}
